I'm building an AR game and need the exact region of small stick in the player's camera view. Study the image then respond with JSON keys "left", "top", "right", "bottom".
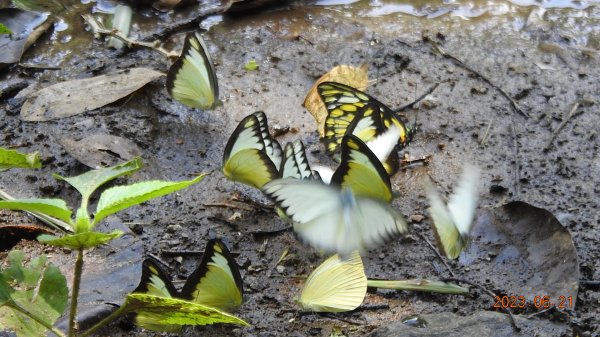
{"left": 202, "top": 202, "right": 254, "bottom": 212}
{"left": 147, "top": 253, "right": 172, "bottom": 269}
{"left": 395, "top": 83, "right": 440, "bottom": 113}
{"left": 82, "top": 14, "right": 178, "bottom": 59}
{"left": 446, "top": 278, "right": 520, "bottom": 332}
{"left": 250, "top": 226, "right": 292, "bottom": 236}
{"left": 423, "top": 36, "right": 529, "bottom": 119}
{"left": 510, "top": 124, "right": 520, "bottom": 198}
{"left": 230, "top": 195, "right": 274, "bottom": 212}
{"left": 480, "top": 119, "right": 493, "bottom": 145}
{"left": 417, "top": 233, "right": 456, "bottom": 278}
{"left": 543, "top": 102, "right": 580, "bottom": 152}
{"left": 161, "top": 250, "right": 204, "bottom": 256}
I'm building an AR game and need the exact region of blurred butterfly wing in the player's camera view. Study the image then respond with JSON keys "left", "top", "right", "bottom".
{"left": 331, "top": 135, "right": 393, "bottom": 202}
{"left": 426, "top": 183, "right": 463, "bottom": 259}
{"left": 135, "top": 257, "right": 178, "bottom": 298}
{"left": 166, "top": 31, "right": 218, "bottom": 109}
{"left": 446, "top": 164, "right": 481, "bottom": 238}
{"left": 264, "top": 179, "right": 405, "bottom": 256}
{"left": 223, "top": 113, "right": 278, "bottom": 188}
{"left": 180, "top": 239, "right": 244, "bottom": 313}
{"left": 299, "top": 251, "right": 367, "bottom": 312}
{"left": 254, "top": 111, "right": 282, "bottom": 168}
{"left": 133, "top": 258, "right": 180, "bottom": 332}
{"left": 280, "top": 140, "right": 314, "bottom": 180}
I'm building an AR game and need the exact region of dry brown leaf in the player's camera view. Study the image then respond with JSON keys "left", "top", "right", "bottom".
{"left": 20, "top": 68, "right": 164, "bottom": 121}
{"left": 59, "top": 134, "right": 143, "bottom": 169}
{"left": 303, "top": 64, "right": 368, "bottom": 137}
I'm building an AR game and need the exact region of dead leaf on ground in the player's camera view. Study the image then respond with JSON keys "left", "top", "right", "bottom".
{"left": 20, "top": 68, "right": 164, "bottom": 121}
{"left": 303, "top": 64, "right": 368, "bottom": 137}
{"left": 0, "top": 8, "right": 51, "bottom": 70}
{"left": 462, "top": 201, "right": 579, "bottom": 307}
{"left": 59, "top": 134, "right": 143, "bottom": 169}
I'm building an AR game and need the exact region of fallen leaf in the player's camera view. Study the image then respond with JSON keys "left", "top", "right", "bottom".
{"left": 0, "top": 8, "right": 50, "bottom": 70}
{"left": 59, "top": 134, "right": 143, "bottom": 169}
{"left": 21, "top": 68, "right": 164, "bottom": 121}
{"left": 303, "top": 64, "right": 368, "bottom": 137}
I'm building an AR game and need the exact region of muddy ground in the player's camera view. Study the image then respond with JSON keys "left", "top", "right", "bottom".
{"left": 1, "top": 2, "right": 599, "bottom": 336}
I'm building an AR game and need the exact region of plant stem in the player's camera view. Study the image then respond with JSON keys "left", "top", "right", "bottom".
{"left": 8, "top": 301, "right": 68, "bottom": 337}
{"left": 79, "top": 304, "right": 129, "bottom": 337}
{"left": 68, "top": 248, "right": 84, "bottom": 337}
{"left": 367, "top": 279, "right": 469, "bottom": 295}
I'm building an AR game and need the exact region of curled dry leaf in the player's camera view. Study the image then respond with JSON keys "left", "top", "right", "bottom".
{"left": 59, "top": 134, "right": 143, "bottom": 169}
{"left": 20, "top": 68, "right": 164, "bottom": 121}
{"left": 303, "top": 64, "right": 368, "bottom": 137}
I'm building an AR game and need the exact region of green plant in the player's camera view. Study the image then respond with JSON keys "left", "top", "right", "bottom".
{"left": 0, "top": 156, "right": 246, "bottom": 336}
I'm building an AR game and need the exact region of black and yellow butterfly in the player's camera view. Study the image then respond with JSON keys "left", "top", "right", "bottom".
{"left": 279, "top": 140, "right": 319, "bottom": 180}
{"left": 222, "top": 111, "right": 282, "bottom": 189}
{"left": 317, "top": 81, "right": 412, "bottom": 173}
{"left": 133, "top": 239, "right": 243, "bottom": 331}
{"left": 166, "top": 31, "right": 219, "bottom": 110}
{"left": 264, "top": 135, "right": 406, "bottom": 256}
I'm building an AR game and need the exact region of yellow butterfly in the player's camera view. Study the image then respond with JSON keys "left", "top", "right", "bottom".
{"left": 298, "top": 251, "right": 367, "bottom": 312}
{"left": 222, "top": 111, "right": 282, "bottom": 189}
{"left": 133, "top": 239, "right": 243, "bottom": 331}
{"left": 166, "top": 31, "right": 219, "bottom": 109}
{"left": 427, "top": 165, "right": 481, "bottom": 259}
{"left": 264, "top": 135, "right": 407, "bottom": 256}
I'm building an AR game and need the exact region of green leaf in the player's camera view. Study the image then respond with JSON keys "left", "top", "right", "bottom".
{"left": 244, "top": 59, "right": 258, "bottom": 71}
{"left": 37, "top": 230, "right": 123, "bottom": 249}
{"left": 0, "top": 147, "right": 41, "bottom": 171}
{"left": 0, "top": 250, "right": 68, "bottom": 337}
{"left": 125, "top": 293, "right": 249, "bottom": 331}
{"left": 0, "top": 199, "right": 72, "bottom": 224}
{"left": 93, "top": 174, "right": 206, "bottom": 225}
{"left": 10, "top": 0, "right": 63, "bottom": 12}
{"left": 0, "top": 23, "right": 12, "bottom": 35}
{"left": 53, "top": 157, "right": 142, "bottom": 202}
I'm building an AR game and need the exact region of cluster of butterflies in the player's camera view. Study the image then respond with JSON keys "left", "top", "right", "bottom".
{"left": 152, "top": 28, "right": 482, "bottom": 327}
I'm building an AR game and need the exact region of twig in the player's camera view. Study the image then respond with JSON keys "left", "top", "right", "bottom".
{"left": 250, "top": 226, "right": 292, "bottom": 237}
{"left": 81, "top": 14, "right": 178, "bottom": 59}
{"left": 480, "top": 119, "right": 493, "bottom": 145}
{"left": 161, "top": 250, "right": 204, "bottom": 256}
{"left": 147, "top": 253, "right": 171, "bottom": 269}
{"left": 395, "top": 83, "right": 440, "bottom": 113}
{"left": 580, "top": 279, "right": 600, "bottom": 288}
{"left": 367, "top": 278, "right": 468, "bottom": 295}
{"left": 543, "top": 102, "right": 581, "bottom": 152}
{"left": 202, "top": 202, "right": 254, "bottom": 212}
{"left": 18, "top": 63, "right": 62, "bottom": 70}
{"left": 142, "top": 0, "right": 234, "bottom": 42}
{"left": 417, "top": 233, "right": 456, "bottom": 278}
{"left": 230, "top": 195, "right": 274, "bottom": 212}
{"left": 510, "top": 124, "right": 520, "bottom": 198}
{"left": 446, "top": 278, "right": 520, "bottom": 332}
{"left": 423, "top": 36, "right": 529, "bottom": 119}
{"left": 321, "top": 313, "right": 364, "bottom": 325}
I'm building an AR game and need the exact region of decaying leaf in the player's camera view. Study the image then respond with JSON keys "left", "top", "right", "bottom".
{"left": 0, "top": 8, "right": 51, "bottom": 70}
{"left": 59, "top": 134, "right": 143, "bottom": 169}
{"left": 303, "top": 64, "right": 368, "bottom": 137}
{"left": 20, "top": 68, "right": 164, "bottom": 121}
{"left": 463, "top": 201, "right": 579, "bottom": 307}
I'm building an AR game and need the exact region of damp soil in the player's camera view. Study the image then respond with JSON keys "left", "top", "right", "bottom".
{"left": 1, "top": 2, "right": 599, "bottom": 336}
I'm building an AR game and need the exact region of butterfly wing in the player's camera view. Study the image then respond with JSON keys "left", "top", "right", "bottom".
{"left": 264, "top": 179, "right": 406, "bottom": 256}
{"left": 447, "top": 164, "right": 481, "bottom": 237}
{"left": 318, "top": 82, "right": 409, "bottom": 155}
{"left": 166, "top": 31, "right": 219, "bottom": 109}
{"left": 426, "top": 165, "right": 480, "bottom": 260}
{"left": 299, "top": 251, "right": 367, "bottom": 312}
{"left": 133, "top": 258, "right": 180, "bottom": 332}
{"left": 223, "top": 113, "right": 278, "bottom": 189}
{"left": 331, "top": 135, "right": 393, "bottom": 202}
{"left": 180, "top": 239, "right": 244, "bottom": 313}
{"left": 254, "top": 111, "right": 283, "bottom": 168}
{"left": 280, "top": 140, "right": 315, "bottom": 180}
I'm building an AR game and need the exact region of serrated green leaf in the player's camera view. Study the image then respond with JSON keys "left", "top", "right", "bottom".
{"left": 125, "top": 293, "right": 248, "bottom": 332}
{"left": 0, "top": 250, "right": 68, "bottom": 337}
{"left": 0, "top": 199, "right": 72, "bottom": 224}
{"left": 0, "top": 23, "right": 12, "bottom": 35}
{"left": 37, "top": 230, "right": 123, "bottom": 249}
{"left": 53, "top": 157, "right": 142, "bottom": 202}
{"left": 0, "top": 147, "right": 41, "bottom": 171}
{"left": 93, "top": 174, "right": 206, "bottom": 225}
